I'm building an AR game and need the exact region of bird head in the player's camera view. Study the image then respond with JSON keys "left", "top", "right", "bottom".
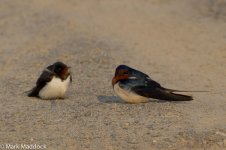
{"left": 52, "top": 62, "right": 70, "bottom": 80}
{"left": 112, "top": 65, "right": 131, "bottom": 86}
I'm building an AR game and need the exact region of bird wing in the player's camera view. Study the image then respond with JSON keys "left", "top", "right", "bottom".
{"left": 130, "top": 77, "right": 193, "bottom": 101}
{"left": 28, "top": 69, "right": 54, "bottom": 97}
{"left": 127, "top": 76, "right": 162, "bottom": 97}
{"left": 118, "top": 75, "right": 161, "bottom": 91}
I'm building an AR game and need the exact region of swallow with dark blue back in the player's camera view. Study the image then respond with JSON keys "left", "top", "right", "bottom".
{"left": 28, "top": 61, "right": 72, "bottom": 100}
{"left": 112, "top": 65, "right": 194, "bottom": 103}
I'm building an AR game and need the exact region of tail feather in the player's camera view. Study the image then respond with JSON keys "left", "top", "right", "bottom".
{"left": 152, "top": 89, "right": 193, "bottom": 101}
{"left": 164, "top": 88, "right": 209, "bottom": 93}
{"left": 27, "top": 87, "right": 39, "bottom": 97}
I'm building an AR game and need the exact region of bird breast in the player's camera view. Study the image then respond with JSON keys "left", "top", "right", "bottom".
{"left": 39, "top": 76, "right": 71, "bottom": 99}
{"left": 113, "top": 82, "right": 148, "bottom": 103}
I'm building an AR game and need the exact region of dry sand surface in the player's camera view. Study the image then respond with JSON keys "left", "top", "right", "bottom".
{"left": 0, "top": 0, "right": 226, "bottom": 149}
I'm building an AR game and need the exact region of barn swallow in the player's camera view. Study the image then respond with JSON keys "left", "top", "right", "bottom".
{"left": 112, "top": 65, "right": 194, "bottom": 103}
{"left": 28, "top": 61, "right": 72, "bottom": 99}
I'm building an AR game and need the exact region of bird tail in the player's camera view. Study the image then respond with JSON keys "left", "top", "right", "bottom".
{"left": 164, "top": 88, "right": 209, "bottom": 93}
{"left": 26, "top": 87, "right": 39, "bottom": 97}
{"left": 154, "top": 89, "right": 193, "bottom": 101}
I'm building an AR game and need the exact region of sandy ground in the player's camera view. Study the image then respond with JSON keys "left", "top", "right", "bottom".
{"left": 0, "top": 0, "right": 226, "bottom": 149}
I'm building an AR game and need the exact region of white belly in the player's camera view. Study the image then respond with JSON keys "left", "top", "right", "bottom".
{"left": 39, "top": 76, "right": 71, "bottom": 99}
{"left": 113, "top": 83, "right": 149, "bottom": 103}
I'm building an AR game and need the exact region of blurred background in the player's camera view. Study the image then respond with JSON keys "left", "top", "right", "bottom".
{"left": 0, "top": 0, "right": 226, "bottom": 149}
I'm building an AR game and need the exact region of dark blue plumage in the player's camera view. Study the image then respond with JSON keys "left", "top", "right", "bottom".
{"left": 112, "top": 65, "right": 193, "bottom": 103}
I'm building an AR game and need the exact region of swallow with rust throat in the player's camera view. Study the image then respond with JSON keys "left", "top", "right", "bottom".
{"left": 112, "top": 65, "right": 195, "bottom": 103}
{"left": 28, "top": 61, "right": 72, "bottom": 99}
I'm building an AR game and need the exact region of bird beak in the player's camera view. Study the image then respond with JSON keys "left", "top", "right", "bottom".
{"left": 61, "top": 67, "right": 70, "bottom": 79}
{"left": 112, "top": 74, "right": 129, "bottom": 86}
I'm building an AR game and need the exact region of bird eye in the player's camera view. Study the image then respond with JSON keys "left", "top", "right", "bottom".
{"left": 56, "top": 67, "right": 62, "bottom": 72}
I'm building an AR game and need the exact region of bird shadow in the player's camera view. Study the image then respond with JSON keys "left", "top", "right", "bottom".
{"left": 97, "top": 95, "right": 125, "bottom": 104}
{"left": 97, "top": 95, "right": 189, "bottom": 104}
